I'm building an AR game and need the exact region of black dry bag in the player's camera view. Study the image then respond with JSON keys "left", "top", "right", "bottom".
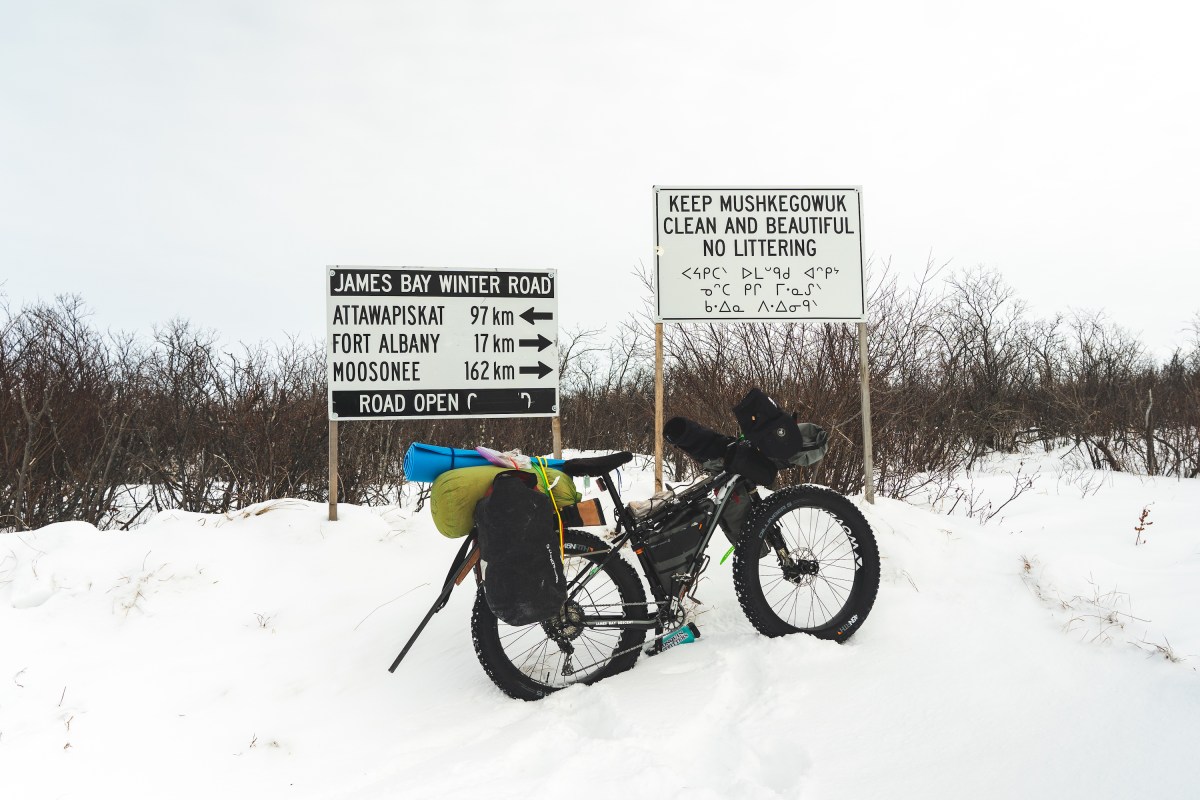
{"left": 733, "top": 388, "right": 829, "bottom": 468}
{"left": 663, "top": 416, "right": 736, "bottom": 470}
{"left": 474, "top": 470, "right": 566, "bottom": 626}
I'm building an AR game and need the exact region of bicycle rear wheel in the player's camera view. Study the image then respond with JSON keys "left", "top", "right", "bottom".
{"left": 733, "top": 485, "right": 879, "bottom": 640}
{"left": 471, "top": 529, "right": 648, "bottom": 700}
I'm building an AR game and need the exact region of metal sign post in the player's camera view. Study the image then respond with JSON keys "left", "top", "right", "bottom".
{"left": 652, "top": 186, "right": 875, "bottom": 501}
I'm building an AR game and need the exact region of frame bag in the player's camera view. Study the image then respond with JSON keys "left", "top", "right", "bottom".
{"left": 733, "top": 388, "right": 829, "bottom": 468}
{"left": 474, "top": 471, "right": 566, "bottom": 626}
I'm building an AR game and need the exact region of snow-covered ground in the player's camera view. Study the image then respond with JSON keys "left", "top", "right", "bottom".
{"left": 3, "top": 450, "right": 1198, "bottom": 799}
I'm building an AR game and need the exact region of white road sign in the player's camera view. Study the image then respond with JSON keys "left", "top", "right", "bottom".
{"left": 326, "top": 266, "right": 558, "bottom": 420}
{"left": 654, "top": 186, "right": 866, "bottom": 323}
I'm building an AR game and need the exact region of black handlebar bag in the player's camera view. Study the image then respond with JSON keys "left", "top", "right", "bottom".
{"left": 723, "top": 440, "right": 779, "bottom": 487}
{"left": 733, "top": 388, "right": 829, "bottom": 468}
{"left": 474, "top": 470, "right": 566, "bottom": 626}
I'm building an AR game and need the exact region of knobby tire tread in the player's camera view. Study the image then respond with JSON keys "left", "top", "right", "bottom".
{"left": 733, "top": 485, "right": 880, "bottom": 640}
{"left": 471, "top": 529, "right": 647, "bottom": 701}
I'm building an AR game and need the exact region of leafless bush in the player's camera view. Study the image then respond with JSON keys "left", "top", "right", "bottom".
{"left": 556, "top": 320, "right": 657, "bottom": 455}
{"left": 0, "top": 296, "right": 139, "bottom": 530}
{"left": 2, "top": 267, "right": 1197, "bottom": 531}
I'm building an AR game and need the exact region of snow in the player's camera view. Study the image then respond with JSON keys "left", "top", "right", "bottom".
{"left": 3, "top": 452, "right": 1198, "bottom": 799}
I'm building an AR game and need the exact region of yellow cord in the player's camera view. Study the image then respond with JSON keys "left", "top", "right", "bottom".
{"left": 533, "top": 457, "right": 565, "bottom": 560}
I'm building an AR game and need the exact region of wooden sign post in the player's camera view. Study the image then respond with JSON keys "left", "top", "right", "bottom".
{"left": 328, "top": 419, "right": 339, "bottom": 522}
{"left": 654, "top": 322, "right": 664, "bottom": 491}
{"left": 857, "top": 322, "right": 875, "bottom": 503}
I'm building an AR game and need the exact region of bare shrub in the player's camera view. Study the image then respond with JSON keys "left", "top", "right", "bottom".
{"left": 0, "top": 296, "right": 139, "bottom": 530}
{"left": 2, "top": 267, "right": 1197, "bottom": 531}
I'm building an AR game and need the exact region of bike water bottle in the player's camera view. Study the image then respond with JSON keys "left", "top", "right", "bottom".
{"left": 660, "top": 622, "right": 701, "bottom": 651}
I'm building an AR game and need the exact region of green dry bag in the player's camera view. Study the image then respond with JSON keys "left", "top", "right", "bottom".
{"left": 429, "top": 465, "right": 581, "bottom": 538}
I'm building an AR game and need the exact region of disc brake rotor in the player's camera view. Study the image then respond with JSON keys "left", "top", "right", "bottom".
{"left": 780, "top": 546, "right": 820, "bottom": 586}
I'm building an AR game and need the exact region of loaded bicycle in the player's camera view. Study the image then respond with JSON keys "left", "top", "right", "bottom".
{"left": 390, "top": 389, "right": 880, "bottom": 700}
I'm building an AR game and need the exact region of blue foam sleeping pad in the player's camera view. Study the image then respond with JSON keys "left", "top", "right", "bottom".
{"left": 402, "top": 442, "right": 565, "bottom": 483}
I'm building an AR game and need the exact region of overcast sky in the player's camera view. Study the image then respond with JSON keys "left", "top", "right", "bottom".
{"left": 3, "top": 1, "right": 1198, "bottom": 357}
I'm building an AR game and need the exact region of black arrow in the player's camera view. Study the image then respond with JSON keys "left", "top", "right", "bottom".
{"left": 519, "top": 362, "right": 554, "bottom": 379}
{"left": 519, "top": 334, "right": 553, "bottom": 352}
{"left": 520, "top": 308, "right": 553, "bottom": 325}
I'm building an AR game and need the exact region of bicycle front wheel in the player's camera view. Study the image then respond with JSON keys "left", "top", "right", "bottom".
{"left": 733, "top": 485, "right": 880, "bottom": 641}
{"left": 471, "top": 529, "right": 648, "bottom": 700}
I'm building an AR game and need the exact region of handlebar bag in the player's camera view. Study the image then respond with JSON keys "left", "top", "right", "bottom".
{"left": 733, "top": 388, "right": 829, "bottom": 468}
{"left": 723, "top": 440, "right": 778, "bottom": 487}
{"left": 474, "top": 470, "right": 567, "bottom": 627}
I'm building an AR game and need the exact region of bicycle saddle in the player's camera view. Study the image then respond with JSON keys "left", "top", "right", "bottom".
{"left": 559, "top": 451, "right": 633, "bottom": 477}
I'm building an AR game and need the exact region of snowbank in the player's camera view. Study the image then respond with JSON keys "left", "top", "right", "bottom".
{"left": 2, "top": 454, "right": 1197, "bottom": 799}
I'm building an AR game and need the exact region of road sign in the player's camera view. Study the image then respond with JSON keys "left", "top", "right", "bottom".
{"left": 653, "top": 186, "right": 865, "bottom": 323}
{"left": 326, "top": 266, "right": 558, "bottom": 420}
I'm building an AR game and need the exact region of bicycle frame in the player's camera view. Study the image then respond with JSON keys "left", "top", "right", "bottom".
{"left": 388, "top": 464, "right": 754, "bottom": 671}
{"left": 566, "top": 467, "right": 747, "bottom": 635}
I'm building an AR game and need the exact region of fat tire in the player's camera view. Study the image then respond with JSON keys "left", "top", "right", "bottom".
{"left": 471, "top": 529, "right": 647, "bottom": 700}
{"left": 733, "top": 485, "right": 880, "bottom": 641}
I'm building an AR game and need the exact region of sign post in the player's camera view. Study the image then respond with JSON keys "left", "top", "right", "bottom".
{"left": 328, "top": 420, "right": 338, "bottom": 521}
{"left": 652, "top": 186, "right": 875, "bottom": 500}
{"left": 325, "top": 266, "right": 560, "bottom": 518}
{"left": 654, "top": 321, "right": 664, "bottom": 491}
{"left": 857, "top": 322, "right": 875, "bottom": 503}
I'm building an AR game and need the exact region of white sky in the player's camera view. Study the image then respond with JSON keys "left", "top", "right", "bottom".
{"left": 3, "top": 1, "right": 1198, "bottom": 357}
